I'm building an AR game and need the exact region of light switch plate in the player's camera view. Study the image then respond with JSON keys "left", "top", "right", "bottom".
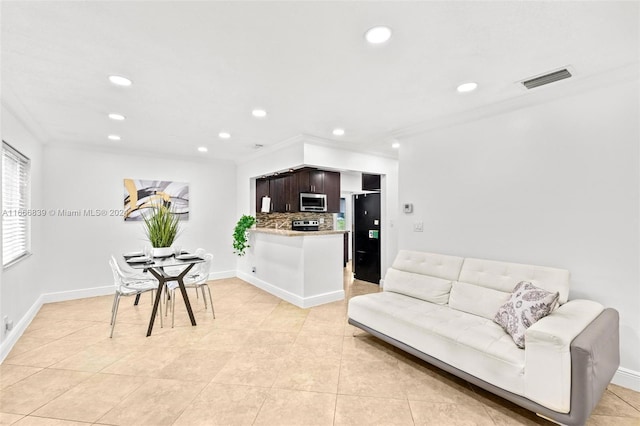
{"left": 413, "top": 222, "right": 423, "bottom": 232}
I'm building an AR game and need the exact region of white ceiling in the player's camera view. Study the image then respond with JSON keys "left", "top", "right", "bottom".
{"left": 2, "top": 1, "right": 638, "bottom": 162}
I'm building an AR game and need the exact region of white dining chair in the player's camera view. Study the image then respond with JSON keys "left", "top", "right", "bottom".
{"left": 109, "top": 257, "right": 162, "bottom": 337}
{"left": 166, "top": 253, "right": 214, "bottom": 327}
{"left": 164, "top": 248, "right": 208, "bottom": 307}
{"left": 111, "top": 255, "right": 151, "bottom": 280}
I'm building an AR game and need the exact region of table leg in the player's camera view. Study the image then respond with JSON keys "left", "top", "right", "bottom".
{"left": 146, "top": 269, "right": 165, "bottom": 337}
{"left": 133, "top": 294, "right": 141, "bottom": 306}
{"left": 176, "top": 263, "right": 197, "bottom": 326}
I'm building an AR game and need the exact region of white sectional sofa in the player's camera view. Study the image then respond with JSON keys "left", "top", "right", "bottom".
{"left": 348, "top": 250, "right": 619, "bottom": 425}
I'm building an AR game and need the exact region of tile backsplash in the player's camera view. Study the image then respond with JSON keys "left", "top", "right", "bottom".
{"left": 256, "top": 212, "right": 334, "bottom": 231}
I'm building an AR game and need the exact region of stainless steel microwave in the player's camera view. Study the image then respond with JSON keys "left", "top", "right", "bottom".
{"left": 300, "top": 193, "right": 327, "bottom": 212}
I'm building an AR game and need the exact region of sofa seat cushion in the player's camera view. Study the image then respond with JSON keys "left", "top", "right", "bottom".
{"left": 349, "top": 292, "right": 525, "bottom": 396}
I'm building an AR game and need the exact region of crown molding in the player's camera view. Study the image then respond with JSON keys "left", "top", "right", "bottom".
{"left": 45, "top": 139, "right": 234, "bottom": 165}
{"left": 393, "top": 62, "right": 639, "bottom": 140}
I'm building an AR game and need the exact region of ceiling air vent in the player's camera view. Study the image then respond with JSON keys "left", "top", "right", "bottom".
{"left": 522, "top": 68, "right": 572, "bottom": 90}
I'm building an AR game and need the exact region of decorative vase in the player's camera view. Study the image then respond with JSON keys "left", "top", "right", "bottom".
{"left": 152, "top": 247, "right": 173, "bottom": 258}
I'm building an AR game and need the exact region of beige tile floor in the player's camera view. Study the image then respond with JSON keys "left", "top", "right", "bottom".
{"left": 1, "top": 266, "right": 639, "bottom": 425}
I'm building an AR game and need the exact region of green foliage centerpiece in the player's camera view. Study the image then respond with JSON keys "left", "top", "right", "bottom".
{"left": 233, "top": 214, "right": 256, "bottom": 256}
{"left": 142, "top": 203, "right": 180, "bottom": 257}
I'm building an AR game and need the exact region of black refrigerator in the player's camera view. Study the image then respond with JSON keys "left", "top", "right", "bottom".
{"left": 353, "top": 193, "right": 381, "bottom": 284}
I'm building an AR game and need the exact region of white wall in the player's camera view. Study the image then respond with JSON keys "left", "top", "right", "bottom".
{"left": 0, "top": 105, "right": 45, "bottom": 353}
{"left": 340, "top": 171, "right": 362, "bottom": 194}
{"left": 398, "top": 79, "right": 640, "bottom": 387}
{"left": 41, "top": 144, "right": 238, "bottom": 296}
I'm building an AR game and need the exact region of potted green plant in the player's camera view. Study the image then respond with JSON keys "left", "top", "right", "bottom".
{"left": 233, "top": 214, "right": 256, "bottom": 256}
{"left": 142, "top": 203, "right": 181, "bottom": 257}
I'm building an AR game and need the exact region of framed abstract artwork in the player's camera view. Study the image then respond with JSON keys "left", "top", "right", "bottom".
{"left": 123, "top": 178, "right": 189, "bottom": 221}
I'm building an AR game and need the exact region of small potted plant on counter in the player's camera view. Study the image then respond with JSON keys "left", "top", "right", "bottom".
{"left": 233, "top": 214, "right": 256, "bottom": 256}
{"left": 142, "top": 203, "right": 181, "bottom": 257}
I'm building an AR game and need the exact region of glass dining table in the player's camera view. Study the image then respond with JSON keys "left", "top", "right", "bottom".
{"left": 124, "top": 252, "right": 205, "bottom": 336}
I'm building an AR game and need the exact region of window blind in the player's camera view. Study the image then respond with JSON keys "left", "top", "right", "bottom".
{"left": 2, "top": 141, "right": 30, "bottom": 266}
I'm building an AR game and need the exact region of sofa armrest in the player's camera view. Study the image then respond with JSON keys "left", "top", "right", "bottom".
{"left": 524, "top": 299, "right": 603, "bottom": 413}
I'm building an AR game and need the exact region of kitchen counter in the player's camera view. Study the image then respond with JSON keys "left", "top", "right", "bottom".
{"left": 251, "top": 227, "right": 347, "bottom": 237}
{"left": 238, "top": 228, "right": 345, "bottom": 308}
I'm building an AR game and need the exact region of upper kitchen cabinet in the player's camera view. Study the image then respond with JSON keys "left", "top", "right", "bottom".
{"left": 298, "top": 168, "right": 325, "bottom": 193}
{"left": 298, "top": 168, "right": 340, "bottom": 212}
{"left": 271, "top": 173, "right": 298, "bottom": 212}
{"left": 256, "top": 178, "right": 270, "bottom": 212}
{"left": 323, "top": 170, "right": 340, "bottom": 213}
{"left": 255, "top": 168, "right": 340, "bottom": 213}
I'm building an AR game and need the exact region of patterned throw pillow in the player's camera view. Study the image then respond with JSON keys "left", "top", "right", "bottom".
{"left": 494, "top": 281, "right": 560, "bottom": 349}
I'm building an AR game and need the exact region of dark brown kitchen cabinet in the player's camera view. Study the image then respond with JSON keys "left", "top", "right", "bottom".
{"left": 297, "top": 169, "right": 340, "bottom": 212}
{"left": 271, "top": 174, "right": 298, "bottom": 212}
{"left": 255, "top": 168, "right": 341, "bottom": 213}
{"left": 256, "top": 178, "right": 270, "bottom": 212}
{"left": 298, "top": 169, "right": 325, "bottom": 193}
{"left": 324, "top": 171, "right": 340, "bottom": 213}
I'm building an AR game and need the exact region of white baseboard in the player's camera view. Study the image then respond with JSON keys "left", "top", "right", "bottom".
{"left": 208, "top": 270, "right": 236, "bottom": 281}
{"left": 612, "top": 366, "right": 640, "bottom": 392}
{"left": 237, "top": 271, "right": 305, "bottom": 306}
{"left": 40, "top": 285, "right": 113, "bottom": 304}
{"left": 237, "top": 271, "right": 344, "bottom": 308}
{"left": 0, "top": 294, "right": 43, "bottom": 363}
{"left": 302, "top": 290, "right": 346, "bottom": 308}
{"left": 0, "top": 271, "right": 246, "bottom": 363}
{"left": 0, "top": 284, "right": 113, "bottom": 363}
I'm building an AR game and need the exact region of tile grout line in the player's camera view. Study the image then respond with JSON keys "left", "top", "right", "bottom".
{"left": 607, "top": 389, "right": 640, "bottom": 414}
{"left": 333, "top": 329, "right": 345, "bottom": 425}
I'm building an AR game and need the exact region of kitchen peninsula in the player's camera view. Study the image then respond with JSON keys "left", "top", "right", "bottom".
{"left": 239, "top": 227, "right": 346, "bottom": 308}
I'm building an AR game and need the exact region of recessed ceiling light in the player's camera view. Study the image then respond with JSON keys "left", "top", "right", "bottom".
{"left": 197, "top": 146, "right": 208, "bottom": 153}
{"left": 457, "top": 82, "right": 478, "bottom": 93}
{"left": 392, "top": 142, "right": 400, "bottom": 149}
{"left": 108, "top": 135, "right": 121, "bottom": 141}
{"left": 218, "top": 132, "right": 231, "bottom": 139}
{"left": 365, "top": 26, "right": 392, "bottom": 44}
{"left": 108, "top": 75, "right": 132, "bottom": 87}
{"left": 252, "top": 109, "right": 267, "bottom": 118}
{"left": 108, "top": 113, "right": 126, "bottom": 121}
{"left": 332, "top": 128, "right": 345, "bottom": 136}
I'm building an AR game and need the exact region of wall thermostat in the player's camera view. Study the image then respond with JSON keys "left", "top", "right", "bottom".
{"left": 403, "top": 203, "right": 413, "bottom": 213}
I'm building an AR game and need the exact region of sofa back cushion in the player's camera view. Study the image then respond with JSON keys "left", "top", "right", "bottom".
{"left": 384, "top": 268, "right": 452, "bottom": 304}
{"left": 449, "top": 281, "right": 511, "bottom": 319}
{"left": 391, "top": 250, "right": 464, "bottom": 281}
{"left": 383, "top": 250, "right": 464, "bottom": 304}
{"left": 450, "top": 257, "right": 570, "bottom": 319}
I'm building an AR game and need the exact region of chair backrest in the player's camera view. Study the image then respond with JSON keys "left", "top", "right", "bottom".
{"left": 202, "top": 253, "right": 213, "bottom": 274}
{"left": 109, "top": 258, "right": 125, "bottom": 290}
{"left": 192, "top": 253, "right": 213, "bottom": 279}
